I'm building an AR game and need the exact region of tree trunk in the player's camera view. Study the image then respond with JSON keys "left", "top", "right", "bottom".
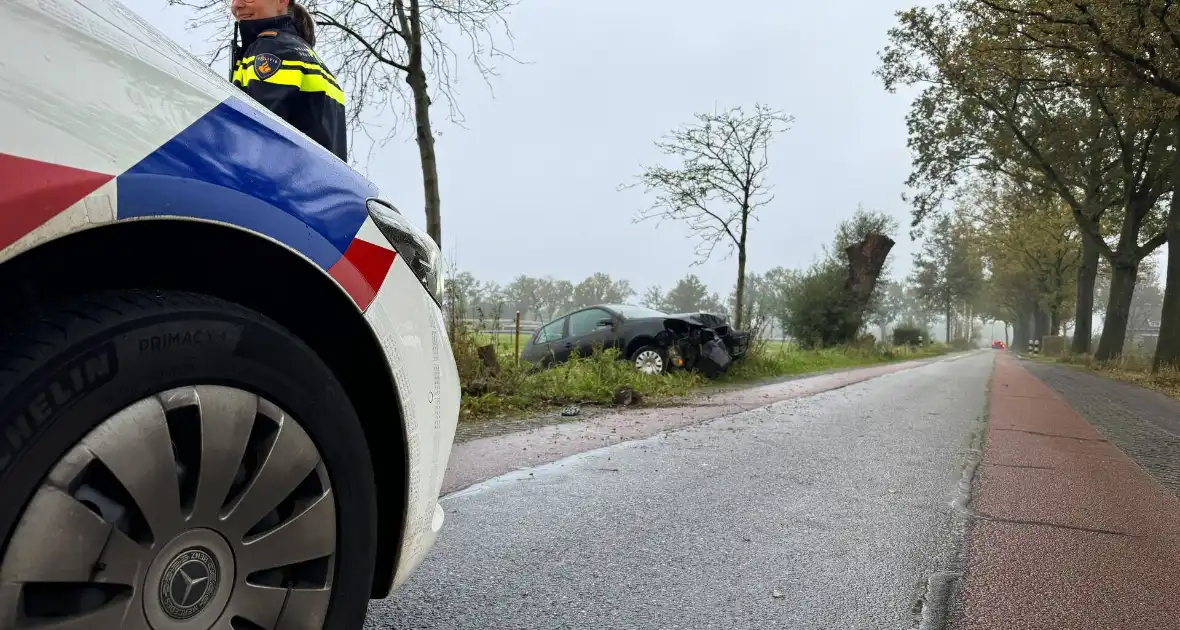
{"left": 1034, "top": 308, "right": 1050, "bottom": 344}
{"left": 1071, "top": 238, "right": 1099, "bottom": 355}
{"left": 405, "top": 19, "right": 442, "bottom": 247}
{"left": 1154, "top": 189, "right": 1180, "bottom": 370}
{"left": 837, "top": 234, "right": 894, "bottom": 342}
{"left": 734, "top": 219, "right": 748, "bottom": 331}
{"left": 1095, "top": 259, "right": 1139, "bottom": 360}
{"left": 1012, "top": 308, "right": 1031, "bottom": 353}
{"left": 1050, "top": 310, "right": 1061, "bottom": 336}
{"left": 1004, "top": 322, "right": 1009, "bottom": 346}
{"left": 945, "top": 302, "right": 952, "bottom": 344}
{"left": 966, "top": 304, "right": 974, "bottom": 342}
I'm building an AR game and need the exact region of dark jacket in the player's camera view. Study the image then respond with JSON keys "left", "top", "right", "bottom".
{"left": 231, "top": 15, "right": 347, "bottom": 161}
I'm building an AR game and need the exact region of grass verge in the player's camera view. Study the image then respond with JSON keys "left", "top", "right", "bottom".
{"left": 457, "top": 333, "right": 950, "bottom": 421}
{"left": 1053, "top": 353, "right": 1180, "bottom": 400}
{"left": 719, "top": 341, "right": 948, "bottom": 382}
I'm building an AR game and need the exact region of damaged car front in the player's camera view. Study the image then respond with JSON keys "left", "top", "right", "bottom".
{"left": 656, "top": 312, "right": 751, "bottom": 377}
{"left": 520, "top": 304, "right": 749, "bottom": 377}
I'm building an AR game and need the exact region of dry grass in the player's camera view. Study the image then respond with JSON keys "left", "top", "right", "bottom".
{"left": 1056, "top": 353, "right": 1180, "bottom": 400}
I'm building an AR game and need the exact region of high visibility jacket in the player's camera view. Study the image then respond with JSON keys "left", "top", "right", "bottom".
{"left": 231, "top": 15, "right": 347, "bottom": 161}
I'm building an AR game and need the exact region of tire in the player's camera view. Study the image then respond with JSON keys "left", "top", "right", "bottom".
{"left": 0, "top": 290, "right": 377, "bottom": 629}
{"left": 630, "top": 344, "right": 668, "bottom": 375}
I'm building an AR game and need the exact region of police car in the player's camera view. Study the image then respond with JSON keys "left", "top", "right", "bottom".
{"left": 0, "top": 1, "right": 459, "bottom": 628}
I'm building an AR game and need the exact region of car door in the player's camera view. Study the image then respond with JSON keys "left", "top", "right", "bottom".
{"left": 566, "top": 308, "right": 619, "bottom": 359}
{"left": 530, "top": 316, "right": 569, "bottom": 367}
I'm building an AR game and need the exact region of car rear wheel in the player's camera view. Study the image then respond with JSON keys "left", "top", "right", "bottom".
{"left": 0, "top": 290, "right": 377, "bottom": 630}
{"left": 630, "top": 345, "right": 667, "bottom": 375}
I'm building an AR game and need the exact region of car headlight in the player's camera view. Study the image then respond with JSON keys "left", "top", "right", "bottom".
{"left": 366, "top": 199, "right": 444, "bottom": 305}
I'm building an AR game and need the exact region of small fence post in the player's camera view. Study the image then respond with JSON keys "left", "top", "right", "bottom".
{"left": 514, "top": 311, "right": 521, "bottom": 362}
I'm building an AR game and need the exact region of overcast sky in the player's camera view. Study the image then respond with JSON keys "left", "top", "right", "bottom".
{"left": 125, "top": 0, "right": 934, "bottom": 297}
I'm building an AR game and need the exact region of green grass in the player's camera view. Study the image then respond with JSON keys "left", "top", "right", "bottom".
{"left": 719, "top": 341, "right": 949, "bottom": 382}
{"left": 460, "top": 347, "right": 703, "bottom": 419}
{"left": 474, "top": 332, "right": 531, "bottom": 359}
{"left": 457, "top": 337, "right": 950, "bottom": 421}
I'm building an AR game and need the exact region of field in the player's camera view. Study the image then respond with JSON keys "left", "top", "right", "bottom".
{"left": 478, "top": 332, "right": 531, "bottom": 359}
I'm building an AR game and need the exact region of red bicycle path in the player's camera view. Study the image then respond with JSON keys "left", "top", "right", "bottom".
{"left": 957, "top": 353, "right": 1180, "bottom": 629}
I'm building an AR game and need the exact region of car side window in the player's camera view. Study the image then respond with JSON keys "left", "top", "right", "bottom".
{"left": 535, "top": 318, "right": 566, "bottom": 343}
{"left": 568, "top": 309, "right": 612, "bottom": 338}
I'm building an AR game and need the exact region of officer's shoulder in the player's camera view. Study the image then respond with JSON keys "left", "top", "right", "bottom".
{"left": 250, "top": 33, "right": 314, "bottom": 62}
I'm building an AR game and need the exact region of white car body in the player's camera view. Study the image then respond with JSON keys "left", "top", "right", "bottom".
{"left": 0, "top": 0, "right": 459, "bottom": 595}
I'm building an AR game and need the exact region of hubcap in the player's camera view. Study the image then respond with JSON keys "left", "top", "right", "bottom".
{"left": 160, "top": 548, "right": 218, "bottom": 619}
{"left": 635, "top": 350, "right": 664, "bottom": 374}
{"left": 0, "top": 386, "right": 337, "bottom": 629}
{"left": 142, "top": 529, "right": 236, "bottom": 628}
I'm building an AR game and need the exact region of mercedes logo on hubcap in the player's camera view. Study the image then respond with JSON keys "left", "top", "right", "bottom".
{"left": 159, "top": 547, "right": 220, "bottom": 620}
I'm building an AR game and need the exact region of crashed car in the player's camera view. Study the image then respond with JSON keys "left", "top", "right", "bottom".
{"left": 521, "top": 304, "right": 750, "bottom": 377}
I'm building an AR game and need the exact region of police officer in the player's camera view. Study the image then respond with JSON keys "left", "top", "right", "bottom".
{"left": 230, "top": 0, "right": 347, "bottom": 161}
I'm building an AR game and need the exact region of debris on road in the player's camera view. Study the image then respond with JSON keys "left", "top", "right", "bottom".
{"left": 613, "top": 386, "right": 642, "bottom": 406}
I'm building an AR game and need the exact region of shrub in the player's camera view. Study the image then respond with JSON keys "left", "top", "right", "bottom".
{"left": 781, "top": 259, "right": 863, "bottom": 348}
{"left": 892, "top": 326, "right": 923, "bottom": 346}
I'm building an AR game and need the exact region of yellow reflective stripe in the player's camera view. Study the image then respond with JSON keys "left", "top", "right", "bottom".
{"left": 232, "top": 64, "right": 250, "bottom": 85}
{"left": 232, "top": 57, "right": 253, "bottom": 85}
{"left": 279, "top": 59, "right": 340, "bottom": 85}
{"left": 234, "top": 57, "right": 340, "bottom": 91}
{"left": 236, "top": 56, "right": 335, "bottom": 81}
{"left": 237, "top": 66, "right": 345, "bottom": 106}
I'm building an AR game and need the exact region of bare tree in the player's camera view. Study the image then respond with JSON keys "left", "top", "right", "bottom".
{"left": 165, "top": 0, "right": 519, "bottom": 248}
{"left": 623, "top": 104, "right": 793, "bottom": 330}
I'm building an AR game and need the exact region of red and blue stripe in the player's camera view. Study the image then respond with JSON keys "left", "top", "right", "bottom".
{"left": 0, "top": 96, "right": 395, "bottom": 309}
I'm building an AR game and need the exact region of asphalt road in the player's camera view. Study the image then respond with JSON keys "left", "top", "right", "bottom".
{"left": 366, "top": 352, "right": 993, "bottom": 630}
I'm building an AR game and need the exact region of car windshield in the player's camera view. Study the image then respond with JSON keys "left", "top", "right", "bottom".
{"left": 610, "top": 304, "right": 667, "bottom": 320}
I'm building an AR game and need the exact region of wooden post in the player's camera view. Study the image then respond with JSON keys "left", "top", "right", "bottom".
{"left": 514, "top": 311, "right": 521, "bottom": 361}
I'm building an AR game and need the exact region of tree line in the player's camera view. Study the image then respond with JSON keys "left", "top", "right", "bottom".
{"left": 898, "top": 185, "right": 1166, "bottom": 352}
{"left": 445, "top": 208, "right": 947, "bottom": 345}
{"left": 879, "top": 0, "right": 1180, "bottom": 369}
{"left": 446, "top": 187, "right": 1165, "bottom": 353}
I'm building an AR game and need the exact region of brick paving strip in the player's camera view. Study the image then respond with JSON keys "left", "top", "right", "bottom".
{"left": 441, "top": 352, "right": 973, "bottom": 495}
{"left": 1022, "top": 360, "right": 1180, "bottom": 497}
{"left": 955, "top": 354, "right": 1180, "bottom": 629}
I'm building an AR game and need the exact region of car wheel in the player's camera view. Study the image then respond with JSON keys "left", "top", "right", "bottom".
{"left": 0, "top": 290, "right": 377, "bottom": 630}
{"left": 630, "top": 345, "right": 667, "bottom": 375}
